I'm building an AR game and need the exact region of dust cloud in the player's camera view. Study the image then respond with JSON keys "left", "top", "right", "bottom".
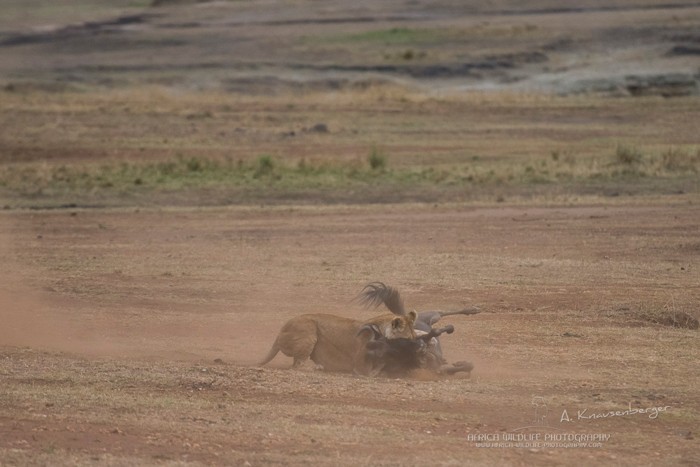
{"left": 0, "top": 229, "right": 201, "bottom": 360}
{"left": 0, "top": 226, "right": 67, "bottom": 351}
{"left": 0, "top": 273, "right": 118, "bottom": 357}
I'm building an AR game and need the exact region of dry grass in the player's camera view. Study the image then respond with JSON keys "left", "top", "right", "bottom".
{"left": 605, "top": 304, "right": 700, "bottom": 330}
{"left": 1, "top": 87, "right": 699, "bottom": 208}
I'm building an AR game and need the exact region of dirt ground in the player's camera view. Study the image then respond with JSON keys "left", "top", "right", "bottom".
{"left": 1, "top": 201, "right": 698, "bottom": 465}
{"left": 1, "top": 0, "right": 699, "bottom": 466}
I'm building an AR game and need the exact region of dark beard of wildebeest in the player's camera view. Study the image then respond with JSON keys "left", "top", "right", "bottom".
{"left": 356, "top": 282, "right": 479, "bottom": 375}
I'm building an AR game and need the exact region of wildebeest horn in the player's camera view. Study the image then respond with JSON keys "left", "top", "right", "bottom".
{"left": 355, "top": 282, "right": 406, "bottom": 316}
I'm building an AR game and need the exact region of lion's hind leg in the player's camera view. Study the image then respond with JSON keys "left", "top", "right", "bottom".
{"left": 292, "top": 356, "right": 308, "bottom": 368}
{"left": 277, "top": 318, "right": 319, "bottom": 369}
{"left": 287, "top": 332, "right": 317, "bottom": 368}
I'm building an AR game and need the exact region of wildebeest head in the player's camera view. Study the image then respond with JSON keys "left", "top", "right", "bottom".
{"left": 357, "top": 324, "right": 427, "bottom": 377}
{"left": 357, "top": 323, "right": 456, "bottom": 377}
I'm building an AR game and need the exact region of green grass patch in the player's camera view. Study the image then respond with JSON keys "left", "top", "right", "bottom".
{"left": 0, "top": 153, "right": 393, "bottom": 197}
{"left": 1, "top": 144, "right": 698, "bottom": 206}
{"left": 314, "top": 27, "right": 449, "bottom": 46}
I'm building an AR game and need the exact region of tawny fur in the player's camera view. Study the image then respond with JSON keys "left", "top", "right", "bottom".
{"left": 259, "top": 311, "right": 417, "bottom": 374}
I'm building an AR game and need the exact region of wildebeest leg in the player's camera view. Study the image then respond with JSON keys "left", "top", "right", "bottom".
{"left": 415, "top": 312, "right": 440, "bottom": 332}
{"left": 414, "top": 324, "right": 454, "bottom": 365}
{"left": 441, "top": 361, "right": 474, "bottom": 375}
{"left": 416, "top": 325, "right": 454, "bottom": 341}
{"left": 420, "top": 326, "right": 474, "bottom": 374}
{"left": 416, "top": 307, "right": 480, "bottom": 330}
{"left": 358, "top": 362, "right": 384, "bottom": 377}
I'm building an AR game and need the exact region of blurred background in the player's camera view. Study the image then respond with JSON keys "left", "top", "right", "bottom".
{"left": 1, "top": 0, "right": 698, "bottom": 96}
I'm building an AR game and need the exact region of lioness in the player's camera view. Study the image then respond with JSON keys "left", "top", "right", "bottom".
{"left": 259, "top": 311, "right": 417, "bottom": 374}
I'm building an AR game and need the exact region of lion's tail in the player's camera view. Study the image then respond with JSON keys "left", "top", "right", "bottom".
{"left": 258, "top": 340, "right": 280, "bottom": 367}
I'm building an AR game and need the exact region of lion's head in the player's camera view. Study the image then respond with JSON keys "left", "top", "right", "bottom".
{"left": 363, "top": 309, "right": 417, "bottom": 340}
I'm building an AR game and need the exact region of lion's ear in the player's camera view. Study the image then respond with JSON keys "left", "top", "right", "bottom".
{"left": 391, "top": 317, "right": 403, "bottom": 330}
{"left": 407, "top": 310, "right": 417, "bottom": 325}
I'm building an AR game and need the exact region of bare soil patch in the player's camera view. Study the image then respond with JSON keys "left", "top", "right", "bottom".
{"left": 1, "top": 202, "right": 698, "bottom": 465}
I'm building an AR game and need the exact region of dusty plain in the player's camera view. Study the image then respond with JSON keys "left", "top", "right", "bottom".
{"left": 0, "top": 1, "right": 699, "bottom": 466}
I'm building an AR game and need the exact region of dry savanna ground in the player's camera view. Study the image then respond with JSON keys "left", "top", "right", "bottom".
{"left": 1, "top": 202, "right": 699, "bottom": 466}
{"left": 1, "top": 0, "right": 700, "bottom": 466}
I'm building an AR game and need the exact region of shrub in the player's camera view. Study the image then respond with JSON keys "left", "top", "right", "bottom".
{"left": 368, "top": 148, "right": 387, "bottom": 171}
{"left": 185, "top": 157, "right": 202, "bottom": 172}
{"left": 615, "top": 144, "right": 643, "bottom": 165}
{"left": 254, "top": 155, "right": 275, "bottom": 178}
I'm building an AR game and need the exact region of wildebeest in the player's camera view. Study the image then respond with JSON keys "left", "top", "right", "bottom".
{"left": 356, "top": 282, "right": 478, "bottom": 376}
{"left": 358, "top": 323, "right": 461, "bottom": 376}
